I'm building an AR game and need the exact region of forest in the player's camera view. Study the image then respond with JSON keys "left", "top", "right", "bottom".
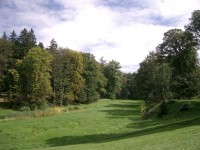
{"left": 0, "top": 10, "right": 200, "bottom": 116}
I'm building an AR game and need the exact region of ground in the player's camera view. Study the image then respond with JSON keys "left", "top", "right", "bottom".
{"left": 0, "top": 99, "right": 200, "bottom": 150}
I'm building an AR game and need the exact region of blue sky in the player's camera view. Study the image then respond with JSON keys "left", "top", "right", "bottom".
{"left": 0, "top": 0, "right": 199, "bottom": 72}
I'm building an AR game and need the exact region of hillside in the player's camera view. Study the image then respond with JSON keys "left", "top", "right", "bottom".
{"left": 0, "top": 99, "right": 200, "bottom": 150}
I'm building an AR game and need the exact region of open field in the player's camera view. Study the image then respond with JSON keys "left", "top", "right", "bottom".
{"left": 0, "top": 99, "right": 200, "bottom": 150}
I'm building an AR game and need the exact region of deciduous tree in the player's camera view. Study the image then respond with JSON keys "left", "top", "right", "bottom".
{"left": 17, "top": 47, "right": 52, "bottom": 106}
{"left": 104, "top": 60, "right": 123, "bottom": 99}
{"left": 156, "top": 29, "right": 198, "bottom": 98}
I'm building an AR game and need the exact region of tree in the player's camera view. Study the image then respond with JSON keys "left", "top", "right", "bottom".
{"left": 156, "top": 29, "right": 198, "bottom": 98}
{"left": 17, "top": 47, "right": 52, "bottom": 107}
{"left": 117, "top": 73, "right": 138, "bottom": 99}
{"left": 50, "top": 48, "right": 68, "bottom": 105}
{"left": 98, "top": 57, "right": 108, "bottom": 98}
{"left": 185, "top": 10, "right": 200, "bottom": 45}
{"left": 16, "top": 28, "right": 37, "bottom": 59}
{"left": 64, "top": 49, "right": 84, "bottom": 103}
{"left": 79, "top": 53, "right": 106, "bottom": 103}
{"left": 9, "top": 30, "right": 17, "bottom": 43}
{"left": 136, "top": 52, "right": 172, "bottom": 104}
{"left": 49, "top": 46, "right": 85, "bottom": 105}
{"left": 117, "top": 73, "right": 130, "bottom": 99}
{"left": 38, "top": 42, "right": 44, "bottom": 49}
{"left": 48, "top": 38, "right": 58, "bottom": 52}
{"left": 9, "top": 30, "right": 19, "bottom": 62}
{"left": 0, "top": 38, "right": 13, "bottom": 92}
{"left": 2, "top": 31, "right": 7, "bottom": 40}
{"left": 104, "top": 60, "right": 123, "bottom": 99}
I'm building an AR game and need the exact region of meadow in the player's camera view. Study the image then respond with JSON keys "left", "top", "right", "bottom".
{"left": 0, "top": 99, "right": 200, "bottom": 150}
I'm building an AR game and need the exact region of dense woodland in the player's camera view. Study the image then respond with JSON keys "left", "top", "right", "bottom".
{"left": 0, "top": 10, "right": 200, "bottom": 113}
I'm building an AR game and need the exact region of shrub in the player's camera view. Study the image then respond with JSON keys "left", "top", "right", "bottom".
{"left": 30, "top": 103, "right": 38, "bottom": 111}
{"left": 33, "top": 107, "right": 64, "bottom": 118}
{"left": 138, "top": 104, "right": 149, "bottom": 118}
{"left": 19, "top": 106, "right": 31, "bottom": 112}
{"left": 38, "top": 101, "right": 49, "bottom": 110}
{"left": 51, "top": 106, "right": 64, "bottom": 113}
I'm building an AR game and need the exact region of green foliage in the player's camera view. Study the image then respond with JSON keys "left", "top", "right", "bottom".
{"left": 9, "top": 30, "right": 17, "bottom": 43}
{"left": 38, "top": 42, "right": 44, "bottom": 49}
{"left": 48, "top": 38, "right": 58, "bottom": 52}
{"left": 15, "top": 28, "right": 37, "bottom": 59}
{"left": 79, "top": 53, "right": 106, "bottom": 103}
{"left": 136, "top": 52, "right": 172, "bottom": 104}
{"left": 19, "top": 106, "right": 31, "bottom": 112}
{"left": 104, "top": 60, "right": 123, "bottom": 99}
{"left": 17, "top": 47, "right": 52, "bottom": 106}
{"left": 6, "top": 69, "right": 20, "bottom": 100}
{"left": 2, "top": 31, "right": 8, "bottom": 40}
{"left": 118, "top": 73, "right": 138, "bottom": 99}
{"left": 156, "top": 29, "right": 199, "bottom": 98}
{"left": 98, "top": 57, "right": 108, "bottom": 98}
{"left": 186, "top": 10, "right": 200, "bottom": 45}
{"left": 138, "top": 104, "right": 149, "bottom": 118}
{"left": 64, "top": 49, "right": 84, "bottom": 103}
{"left": 0, "top": 38, "right": 13, "bottom": 92}
{"left": 49, "top": 47, "right": 66, "bottom": 105}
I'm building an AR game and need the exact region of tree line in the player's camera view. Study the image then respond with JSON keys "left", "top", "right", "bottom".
{"left": 0, "top": 29, "right": 123, "bottom": 109}
{"left": 0, "top": 10, "right": 200, "bottom": 111}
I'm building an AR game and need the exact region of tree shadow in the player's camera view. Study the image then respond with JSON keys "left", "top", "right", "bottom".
{"left": 101, "top": 100, "right": 141, "bottom": 118}
{"left": 46, "top": 117, "right": 200, "bottom": 147}
{"left": 46, "top": 100, "right": 200, "bottom": 147}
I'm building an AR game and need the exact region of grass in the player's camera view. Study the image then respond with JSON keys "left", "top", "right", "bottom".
{"left": 0, "top": 99, "right": 200, "bottom": 150}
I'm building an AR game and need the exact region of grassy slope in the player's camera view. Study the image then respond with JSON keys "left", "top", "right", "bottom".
{"left": 45, "top": 119, "right": 200, "bottom": 150}
{"left": 0, "top": 99, "right": 200, "bottom": 150}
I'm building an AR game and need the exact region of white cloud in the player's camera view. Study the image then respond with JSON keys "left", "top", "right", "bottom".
{"left": 0, "top": 0, "right": 199, "bottom": 72}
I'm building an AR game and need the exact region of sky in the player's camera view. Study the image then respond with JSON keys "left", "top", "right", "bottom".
{"left": 0, "top": 0, "right": 199, "bottom": 72}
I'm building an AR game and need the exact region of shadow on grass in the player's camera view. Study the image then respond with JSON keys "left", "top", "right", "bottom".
{"left": 103, "top": 99, "right": 200, "bottom": 129}
{"left": 46, "top": 100, "right": 200, "bottom": 147}
{"left": 46, "top": 117, "right": 200, "bottom": 147}
{"left": 101, "top": 100, "right": 141, "bottom": 118}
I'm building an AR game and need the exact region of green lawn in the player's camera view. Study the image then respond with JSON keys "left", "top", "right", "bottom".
{"left": 0, "top": 99, "right": 200, "bottom": 150}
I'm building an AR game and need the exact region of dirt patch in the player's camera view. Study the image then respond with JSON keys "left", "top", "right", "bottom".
{"left": 0, "top": 98, "right": 5, "bottom": 102}
{"left": 0, "top": 94, "right": 7, "bottom": 102}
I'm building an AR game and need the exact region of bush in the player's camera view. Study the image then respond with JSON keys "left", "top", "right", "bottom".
{"left": 30, "top": 103, "right": 38, "bottom": 111}
{"left": 51, "top": 106, "right": 64, "bottom": 113}
{"left": 38, "top": 101, "right": 49, "bottom": 110}
{"left": 33, "top": 107, "right": 63, "bottom": 118}
{"left": 19, "top": 106, "right": 31, "bottom": 112}
{"left": 138, "top": 104, "right": 150, "bottom": 119}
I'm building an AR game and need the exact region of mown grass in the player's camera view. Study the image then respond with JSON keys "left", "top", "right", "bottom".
{"left": 0, "top": 99, "right": 200, "bottom": 150}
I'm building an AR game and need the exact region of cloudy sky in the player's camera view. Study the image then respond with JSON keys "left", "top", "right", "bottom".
{"left": 0, "top": 0, "right": 199, "bottom": 72}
